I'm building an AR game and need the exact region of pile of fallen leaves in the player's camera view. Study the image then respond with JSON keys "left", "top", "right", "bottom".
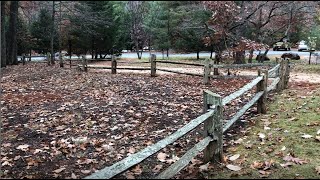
{"left": 1, "top": 63, "right": 257, "bottom": 179}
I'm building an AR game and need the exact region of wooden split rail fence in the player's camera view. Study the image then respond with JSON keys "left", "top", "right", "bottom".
{"left": 83, "top": 56, "right": 290, "bottom": 179}
{"left": 78, "top": 54, "right": 277, "bottom": 82}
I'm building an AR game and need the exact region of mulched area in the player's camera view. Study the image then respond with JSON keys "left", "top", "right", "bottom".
{"left": 1, "top": 62, "right": 261, "bottom": 179}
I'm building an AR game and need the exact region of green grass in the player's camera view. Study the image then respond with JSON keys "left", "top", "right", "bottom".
{"left": 209, "top": 86, "right": 320, "bottom": 179}
{"left": 291, "top": 63, "right": 320, "bottom": 73}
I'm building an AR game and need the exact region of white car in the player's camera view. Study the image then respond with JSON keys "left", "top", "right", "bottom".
{"left": 298, "top": 41, "right": 309, "bottom": 51}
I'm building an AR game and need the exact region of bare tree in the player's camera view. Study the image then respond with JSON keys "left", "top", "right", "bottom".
{"left": 126, "top": 1, "right": 147, "bottom": 59}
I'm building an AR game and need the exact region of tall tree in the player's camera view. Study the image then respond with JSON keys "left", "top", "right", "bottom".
{"left": 126, "top": 1, "right": 147, "bottom": 59}
{"left": 1, "top": 1, "right": 6, "bottom": 68}
{"left": 171, "top": 2, "right": 211, "bottom": 60}
{"left": 30, "top": 8, "right": 58, "bottom": 55}
{"left": 50, "top": 1, "right": 55, "bottom": 65}
{"left": 7, "top": 1, "right": 19, "bottom": 65}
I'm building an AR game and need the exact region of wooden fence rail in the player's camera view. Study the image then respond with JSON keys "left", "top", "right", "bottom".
{"left": 84, "top": 58, "right": 290, "bottom": 179}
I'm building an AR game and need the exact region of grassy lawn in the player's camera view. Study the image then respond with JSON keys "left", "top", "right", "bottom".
{"left": 291, "top": 63, "right": 320, "bottom": 74}
{"left": 208, "top": 79, "right": 320, "bottom": 178}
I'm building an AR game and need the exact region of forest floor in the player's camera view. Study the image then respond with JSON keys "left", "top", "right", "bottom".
{"left": 0, "top": 58, "right": 319, "bottom": 179}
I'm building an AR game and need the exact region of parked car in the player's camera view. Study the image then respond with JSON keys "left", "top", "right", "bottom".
{"left": 273, "top": 41, "right": 291, "bottom": 51}
{"left": 281, "top": 53, "right": 300, "bottom": 60}
{"left": 297, "top": 40, "right": 309, "bottom": 51}
{"left": 54, "top": 51, "right": 67, "bottom": 60}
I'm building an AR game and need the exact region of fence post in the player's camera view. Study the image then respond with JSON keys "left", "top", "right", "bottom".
{"left": 257, "top": 70, "right": 268, "bottom": 114}
{"left": 283, "top": 58, "right": 290, "bottom": 89}
{"left": 82, "top": 55, "right": 87, "bottom": 72}
{"left": 203, "top": 58, "right": 210, "bottom": 84}
{"left": 59, "top": 53, "right": 64, "bottom": 68}
{"left": 111, "top": 55, "right": 117, "bottom": 74}
{"left": 22, "top": 54, "right": 25, "bottom": 65}
{"left": 276, "top": 59, "right": 284, "bottom": 91}
{"left": 151, "top": 54, "right": 156, "bottom": 77}
{"left": 203, "top": 90, "right": 223, "bottom": 163}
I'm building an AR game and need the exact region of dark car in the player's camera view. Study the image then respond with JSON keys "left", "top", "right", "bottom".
{"left": 281, "top": 53, "right": 300, "bottom": 60}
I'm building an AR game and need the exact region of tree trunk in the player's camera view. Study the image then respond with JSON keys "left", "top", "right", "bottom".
{"left": 91, "top": 38, "right": 94, "bottom": 59}
{"left": 50, "top": 1, "right": 55, "bottom": 65}
{"left": 29, "top": 49, "right": 31, "bottom": 61}
{"left": 1, "top": 1, "right": 6, "bottom": 68}
{"left": 7, "top": 1, "right": 19, "bottom": 65}
{"left": 136, "top": 50, "right": 141, "bottom": 59}
{"left": 210, "top": 47, "right": 213, "bottom": 59}
{"left": 166, "top": 48, "right": 169, "bottom": 59}
{"left": 59, "top": 1, "right": 63, "bottom": 68}
{"left": 248, "top": 49, "right": 254, "bottom": 63}
{"left": 214, "top": 52, "right": 221, "bottom": 75}
{"left": 234, "top": 50, "right": 245, "bottom": 64}
{"left": 197, "top": 50, "right": 199, "bottom": 60}
{"left": 162, "top": 49, "right": 164, "bottom": 60}
{"left": 258, "top": 49, "right": 269, "bottom": 63}
{"left": 68, "top": 39, "right": 72, "bottom": 60}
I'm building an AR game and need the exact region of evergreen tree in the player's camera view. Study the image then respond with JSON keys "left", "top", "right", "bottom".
{"left": 30, "top": 8, "right": 58, "bottom": 54}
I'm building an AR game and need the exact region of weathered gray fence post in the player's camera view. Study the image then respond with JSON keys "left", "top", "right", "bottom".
{"left": 82, "top": 55, "right": 87, "bottom": 72}
{"left": 203, "top": 58, "right": 210, "bottom": 84}
{"left": 276, "top": 59, "right": 285, "bottom": 91}
{"left": 111, "top": 55, "right": 117, "bottom": 74}
{"left": 257, "top": 70, "right": 268, "bottom": 114}
{"left": 22, "top": 54, "right": 25, "bottom": 65}
{"left": 59, "top": 53, "right": 63, "bottom": 68}
{"left": 151, "top": 54, "right": 156, "bottom": 77}
{"left": 203, "top": 90, "right": 223, "bottom": 163}
{"left": 283, "top": 58, "right": 290, "bottom": 89}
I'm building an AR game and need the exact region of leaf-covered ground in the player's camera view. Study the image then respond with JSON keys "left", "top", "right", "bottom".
{"left": 0, "top": 63, "right": 261, "bottom": 179}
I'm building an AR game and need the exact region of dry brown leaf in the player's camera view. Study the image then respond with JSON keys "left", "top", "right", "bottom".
{"left": 16, "top": 144, "right": 30, "bottom": 151}
{"left": 157, "top": 152, "right": 167, "bottom": 162}
{"left": 258, "top": 133, "right": 266, "bottom": 139}
{"left": 226, "top": 164, "right": 241, "bottom": 171}
{"left": 199, "top": 163, "right": 210, "bottom": 172}
{"left": 53, "top": 167, "right": 66, "bottom": 174}
{"left": 3, "top": 143, "right": 11, "bottom": 147}
{"left": 229, "top": 154, "right": 240, "bottom": 161}
{"left": 152, "top": 165, "right": 163, "bottom": 173}
{"left": 14, "top": 155, "right": 21, "bottom": 161}
{"left": 80, "top": 170, "right": 91, "bottom": 174}
{"left": 33, "top": 149, "right": 43, "bottom": 154}
{"left": 259, "top": 170, "right": 271, "bottom": 177}
{"left": 250, "top": 161, "right": 264, "bottom": 169}
{"left": 315, "top": 166, "right": 320, "bottom": 174}
{"left": 280, "top": 162, "right": 294, "bottom": 168}
{"left": 283, "top": 155, "right": 308, "bottom": 165}
{"left": 125, "top": 173, "right": 135, "bottom": 179}
{"left": 71, "top": 173, "right": 77, "bottom": 179}
{"left": 131, "top": 165, "right": 142, "bottom": 175}
{"left": 234, "top": 138, "right": 243, "bottom": 144}
{"left": 263, "top": 159, "right": 275, "bottom": 170}
{"left": 301, "top": 134, "right": 313, "bottom": 139}
{"left": 128, "top": 147, "right": 135, "bottom": 154}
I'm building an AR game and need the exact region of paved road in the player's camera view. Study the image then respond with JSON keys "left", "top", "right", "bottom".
{"left": 20, "top": 49, "right": 319, "bottom": 61}
{"left": 119, "top": 49, "right": 317, "bottom": 59}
